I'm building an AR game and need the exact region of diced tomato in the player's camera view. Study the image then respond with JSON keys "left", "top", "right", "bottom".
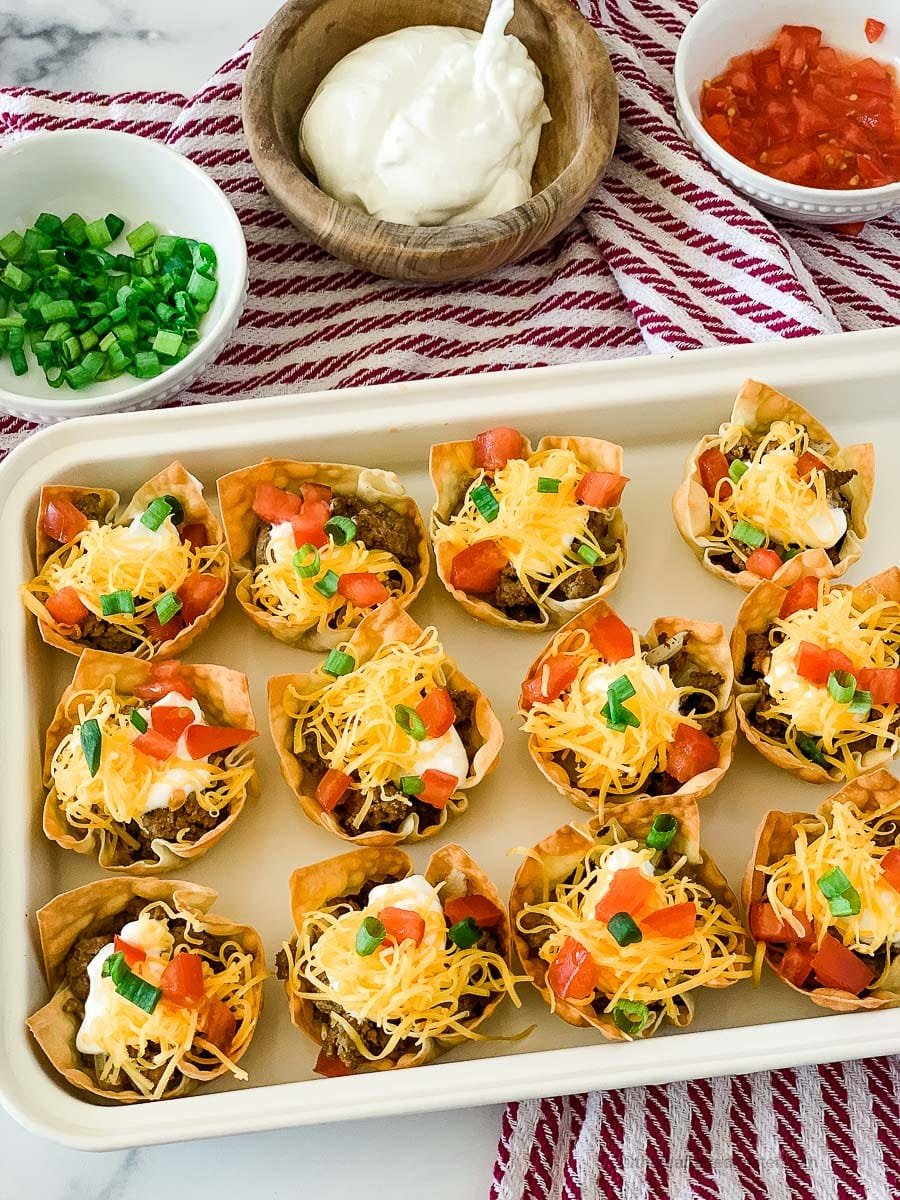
{"left": 594, "top": 868, "right": 656, "bottom": 923}
{"left": 151, "top": 705, "right": 195, "bottom": 741}
{"left": 810, "top": 933, "right": 876, "bottom": 994}
{"left": 795, "top": 641, "right": 855, "bottom": 688}
{"left": 184, "top": 725, "right": 257, "bottom": 760}
{"left": 133, "top": 729, "right": 177, "bottom": 761}
{"left": 547, "top": 937, "right": 598, "bottom": 1001}
{"left": 144, "top": 610, "right": 185, "bottom": 643}
{"left": 519, "top": 654, "right": 581, "bottom": 710}
{"left": 315, "top": 768, "right": 352, "bottom": 812}
{"left": 114, "top": 936, "right": 147, "bottom": 967}
{"left": 314, "top": 1049, "right": 352, "bottom": 1077}
{"left": 474, "top": 426, "right": 524, "bottom": 471}
{"left": 880, "top": 847, "right": 900, "bottom": 891}
{"left": 377, "top": 907, "right": 426, "bottom": 947}
{"left": 748, "top": 901, "right": 814, "bottom": 943}
{"left": 160, "top": 952, "right": 205, "bottom": 1008}
{"left": 252, "top": 483, "right": 301, "bottom": 524}
{"left": 419, "top": 769, "right": 458, "bottom": 810}
{"left": 180, "top": 522, "right": 208, "bottom": 551}
{"left": 337, "top": 572, "right": 389, "bottom": 607}
{"left": 779, "top": 944, "right": 815, "bottom": 988}
{"left": 415, "top": 687, "right": 456, "bottom": 739}
{"left": 697, "top": 447, "right": 733, "bottom": 500}
{"left": 666, "top": 723, "right": 719, "bottom": 784}
{"left": 177, "top": 572, "right": 224, "bottom": 626}
{"left": 300, "top": 481, "right": 333, "bottom": 505}
{"left": 865, "top": 18, "right": 886, "bottom": 45}
{"left": 589, "top": 612, "right": 635, "bottom": 663}
{"left": 41, "top": 498, "right": 88, "bottom": 544}
{"left": 197, "top": 996, "right": 237, "bottom": 1052}
{"left": 291, "top": 506, "right": 330, "bottom": 550}
{"left": 642, "top": 902, "right": 697, "bottom": 939}
{"left": 134, "top": 662, "right": 194, "bottom": 702}
{"left": 855, "top": 667, "right": 900, "bottom": 705}
{"left": 796, "top": 451, "right": 826, "bottom": 477}
{"left": 443, "top": 894, "right": 503, "bottom": 929}
{"left": 450, "top": 540, "right": 508, "bottom": 594}
{"left": 746, "top": 548, "right": 783, "bottom": 579}
{"left": 575, "top": 471, "right": 629, "bottom": 509}
{"left": 45, "top": 587, "right": 90, "bottom": 627}
{"left": 779, "top": 576, "right": 820, "bottom": 620}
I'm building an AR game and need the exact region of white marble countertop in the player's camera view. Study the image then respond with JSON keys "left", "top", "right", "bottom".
{"left": 0, "top": 2, "right": 506, "bottom": 1195}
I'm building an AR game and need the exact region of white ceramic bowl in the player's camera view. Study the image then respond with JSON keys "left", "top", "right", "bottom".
{"left": 0, "top": 130, "right": 247, "bottom": 423}
{"left": 675, "top": 0, "right": 900, "bottom": 225}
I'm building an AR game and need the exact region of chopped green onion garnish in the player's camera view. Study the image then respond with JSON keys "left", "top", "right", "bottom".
{"left": 647, "top": 814, "right": 678, "bottom": 851}
{"left": 817, "top": 867, "right": 852, "bottom": 899}
{"left": 400, "top": 775, "right": 425, "bottom": 796}
{"left": 101, "top": 951, "right": 161, "bottom": 1014}
{"left": 608, "top": 676, "right": 636, "bottom": 704}
{"left": 355, "top": 916, "right": 386, "bottom": 957}
{"left": 100, "top": 589, "right": 135, "bottom": 616}
{"left": 782, "top": 547, "right": 801, "bottom": 561}
{"left": 449, "top": 917, "right": 482, "bottom": 949}
{"left": 314, "top": 569, "right": 340, "bottom": 598}
{"left": 324, "top": 515, "right": 357, "bottom": 546}
{"left": 140, "top": 496, "right": 174, "bottom": 531}
{"left": 577, "top": 543, "right": 601, "bottom": 566}
{"left": 79, "top": 718, "right": 102, "bottom": 777}
{"left": 470, "top": 483, "right": 500, "bottom": 522}
{"left": 732, "top": 520, "right": 766, "bottom": 548}
{"left": 395, "top": 704, "right": 427, "bottom": 741}
{"left": 827, "top": 670, "right": 856, "bottom": 705}
{"left": 155, "top": 592, "right": 182, "bottom": 625}
{"left": 537, "top": 477, "right": 561, "bottom": 494}
{"left": 849, "top": 689, "right": 872, "bottom": 718}
{"left": 828, "top": 889, "right": 861, "bottom": 918}
{"left": 130, "top": 710, "right": 148, "bottom": 734}
{"left": 152, "top": 328, "right": 183, "bottom": 357}
{"left": 728, "top": 459, "right": 749, "bottom": 484}
{"left": 84, "top": 217, "right": 112, "bottom": 249}
{"left": 601, "top": 699, "right": 640, "bottom": 732}
{"left": 797, "top": 733, "right": 828, "bottom": 768}
{"left": 612, "top": 999, "right": 650, "bottom": 1036}
{"left": 323, "top": 649, "right": 355, "bottom": 677}
{"left": 126, "top": 221, "right": 158, "bottom": 254}
{"left": 607, "top": 912, "right": 642, "bottom": 947}
{"left": 159, "top": 494, "right": 185, "bottom": 525}
{"left": 293, "top": 544, "right": 320, "bottom": 578}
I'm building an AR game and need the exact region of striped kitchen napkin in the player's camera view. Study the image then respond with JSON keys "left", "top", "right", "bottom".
{"left": 1, "top": 1, "right": 898, "bottom": 1195}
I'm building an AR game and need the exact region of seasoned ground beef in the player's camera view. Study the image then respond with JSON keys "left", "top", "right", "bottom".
{"left": 491, "top": 564, "right": 541, "bottom": 623}
{"left": 749, "top": 686, "right": 787, "bottom": 740}
{"left": 330, "top": 495, "right": 419, "bottom": 567}
{"left": 553, "top": 568, "right": 600, "bottom": 601}
{"left": 727, "top": 434, "right": 763, "bottom": 463}
{"left": 743, "top": 631, "right": 773, "bottom": 681}
{"left": 647, "top": 770, "right": 682, "bottom": 796}
{"left": 335, "top": 786, "right": 412, "bottom": 834}
{"left": 665, "top": 647, "right": 723, "bottom": 696}
{"left": 135, "top": 796, "right": 219, "bottom": 847}
{"left": 65, "top": 936, "right": 109, "bottom": 1002}
{"left": 71, "top": 492, "right": 107, "bottom": 524}
{"left": 79, "top": 613, "right": 141, "bottom": 654}
{"left": 449, "top": 688, "right": 477, "bottom": 758}
{"left": 255, "top": 521, "right": 271, "bottom": 567}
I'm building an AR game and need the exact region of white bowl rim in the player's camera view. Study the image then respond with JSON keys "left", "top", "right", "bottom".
{"left": 674, "top": 0, "right": 900, "bottom": 205}
{"left": 0, "top": 128, "right": 248, "bottom": 415}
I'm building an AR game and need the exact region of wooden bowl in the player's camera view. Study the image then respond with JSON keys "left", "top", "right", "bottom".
{"left": 241, "top": 0, "right": 619, "bottom": 283}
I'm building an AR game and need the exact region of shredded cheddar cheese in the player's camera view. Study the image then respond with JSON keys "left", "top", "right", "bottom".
{"left": 432, "top": 447, "right": 622, "bottom": 604}
{"left": 517, "top": 838, "right": 750, "bottom": 1023}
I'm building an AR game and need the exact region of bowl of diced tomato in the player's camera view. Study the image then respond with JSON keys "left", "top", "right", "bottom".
{"left": 675, "top": 0, "right": 900, "bottom": 226}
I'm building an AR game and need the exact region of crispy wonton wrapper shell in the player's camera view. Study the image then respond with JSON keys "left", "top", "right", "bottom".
{"left": 672, "top": 380, "right": 874, "bottom": 591}
{"left": 731, "top": 567, "right": 900, "bottom": 783}
{"left": 42, "top": 650, "right": 257, "bottom": 874}
{"left": 429, "top": 434, "right": 628, "bottom": 631}
{"left": 269, "top": 600, "right": 503, "bottom": 845}
{"left": 27, "top": 462, "right": 227, "bottom": 660}
{"left": 216, "top": 458, "right": 430, "bottom": 651}
{"left": 522, "top": 596, "right": 735, "bottom": 816}
{"left": 284, "top": 843, "right": 512, "bottom": 1070}
{"left": 743, "top": 770, "right": 900, "bottom": 1011}
{"left": 26, "top": 877, "right": 265, "bottom": 1103}
{"left": 510, "top": 795, "right": 743, "bottom": 1040}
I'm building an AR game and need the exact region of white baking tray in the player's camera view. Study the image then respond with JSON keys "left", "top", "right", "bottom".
{"left": 2, "top": 327, "right": 900, "bottom": 1151}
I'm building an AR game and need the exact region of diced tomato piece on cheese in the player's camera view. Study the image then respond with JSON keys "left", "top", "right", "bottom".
{"left": 151, "top": 705, "right": 195, "bottom": 741}
{"left": 378, "top": 907, "right": 426, "bottom": 947}
{"left": 856, "top": 667, "right": 900, "bottom": 705}
{"left": 865, "top": 18, "right": 886, "bottom": 45}
{"left": 746, "top": 548, "right": 783, "bottom": 579}
{"left": 133, "top": 729, "right": 177, "bottom": 761}
{"left": 642, "top": 901, "right": 697, "bottom": 939}
{"left": 160, "top": 952, "right": 205, "bottom": 1008}
{"left": 314, "top": 1049, "right": 352, "bottom": 1077}
{"left": 779, "top": 944, "right": 815, "bottom": 988}
{"left": 252, "top": 483, "right": 301, "bottom": 524}
{"left": 197, "top": 997, "right": 236, "bottom": 1052}
{"left": 291, "top": 505, "right": 330, "bottom": 550}
{"left": 473, "top": 427, "right": 525, "bottom": 471}
{"left": 795, "top": 641, "right": 855, "bottom": 688}
{"left": 315, "top": 768, "right": 352, "bottom": 813}
{"left": 697, "top": 448, "right": 733, "bottom": 500}
{"left": 594, "top": 868, "right": 656, "bottom": 923}
{"left": 180, "top": 522, "right": 208, "bottom": 551}
{"left": 519, "top": 654, "right": 580, "bottom": 710}
{"left": 419, "top": 769, "right": 458, "bottom": 810}
{"left": 41, "top": 498, "right": 88, "bottom": 544}
{"left": 184, "top": 725, "right": 257, "bottom": 760}
{"left": 666, "top": 723, "right": 719, "bottom": 783}
{"left": 337, "top": 572, "right": 389, "bottom": 607}
{"left": 810, "top": 933, "right": 876, "bottom": 994}
{"left": 300, "top": 481, "right": 333, "bottom": 505}
{"left": 144, "top": 610, "right": 185, "bottom": 644}
{"left": 575, "top": 471, "right": 629, "bottom": 509}
{"left": 779, "top": 576, "right": 820, "bottom": 620}
{"left": 450, "top": 541, "right": 508, "bottom": 594}
{"left": 415, "top": 687, "right": 456, "bottom": 739}
{"left": 589, "top": 613, "right": 635, "bottom": 663}
{"left": 547, "top": 937, "right": 598, "bottom": 1001}
{"left": 748, "top": 901, "right": 814, "bottom": 943}
{"left": 796, "top": 451, "right": 827, "bottom": 478}
{"left": 134, "top": 662, "right": 194, "bottom": 702}
{"left": 45, "top": 587, "right": 90, "bottom": 627}
{"left": 443, "top": 894, "right": 503, "bottom": 929}
{"left": 177, "top": 572, "right": 224, "bottom": 626}
{"left": 114, "top": 936, "right": 146, "bottom": 967}
{"left": 880, "top": 847, "right": 900, "bottom": 891}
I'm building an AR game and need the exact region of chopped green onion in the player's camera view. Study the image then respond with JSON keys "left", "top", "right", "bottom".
{"left": 0, "top": 230, "right": 24, "bottom": 260}
{"left": 537, "top": 477, "right": 561, "bottom": 494}
{"left": 608, "top": 676, "right": 636, "bottom": 704}
{"left": 607, "top": 912, "right": 642, "bottom": 947}
{"left": 732, "top": 520, "right": 766, "bottom": 548}
{"left": 159, "top": 494, "right": 185, "bottom": 525}
{"left": 155, "top": 592, "right": 182, "bottom": 625}
{"left": 105, "top": 214, "right": 125, "bottom": 241}
{"left": 355, "top": 916, "right": 386, "bottom": 957}
{"left": 293, "top": 544, "right": 320, "bottom": 578}
{"left": 126, "top": 221, "right": 158, "bottom": 254}
{"left": 133, "top": 350, "right": 162, "bottom": 378}
{"left": 728, "top": 459, "right": 749, "bottom": 484}
{"left": 140, "top": 496, "right": 175, "bottom": 531}
{"left": 314, "top": 569, "right": 340, "bottom": 598}
{"left": 797, "top": 733, "right": 828, "bottom": 768}
{"left": 79, "top": 718, "right": 102, "bottom": 777}
{"left": 100, "top": 589, "right": 135, "bottom": 616}
{"left": 395, "top": 704, "right": 427, "bottom": 741}
{"left": 323, "top": 649, "right": 355, "bottom": 677}
{"left": 62, "top": 212, "right": 88, "bottom": 245}
{"left": 324, "top": 515, "right": 357, "bottom": 546}
{"left": 449, "top": 917, "right": 482, "bottom": 949}
{"left": 186, "top": 268, "right": 217, "bottom": 306}
{"left": 577, "top": 543, "right": 601, "bottom": 566}
{"left": 601, "top": 699, "right": 640, "bottom": 732}
{"left": 827, "top": 670, "right": 856, "bottom": 705}
{"left": 9, "top": 349, "right": 27, "bottom": 376}
{"left": 470, "top": 483, "right": 500, "bottom": 522}
{"left": 84, "top": 218, "right": 113, "bottom": 249}
{"left": 129, "top": 710, "right": 148, "bottom": 734}
{"left": 817, "top": 867, "right": 852, "bottom": 899}
{"left": 1, "top": 262, "right": 32, "bottom": 292}
{"left": 101, "top": 951, "right": 161, "bottom": 1014}
{"left": 612, "top": 999, "right": 650, "bottom": 1036}
{"left": 152, "top": 328, "right": 183, "bottom": 357}
{"left": 849, "top": 689, "right": 872, "bottom": 718}
{"left": 400, "top": 775, "right": 425, "bottom": 796}
{"left": 39, "top": 299, "right": 78, "bottom": 322}
{"left": 828, "top": 889, "right": 861, "bottom": 918}
{"left": 647, "top": 814, "right": 678, "bottom": 851}
{"left": 34, "top": 213, "right": 63, "bottom": 238}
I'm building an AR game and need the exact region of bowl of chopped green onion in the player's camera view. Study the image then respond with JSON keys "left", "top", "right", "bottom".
{"left": 0, "top": 130, "right": 248, "bottom": 422}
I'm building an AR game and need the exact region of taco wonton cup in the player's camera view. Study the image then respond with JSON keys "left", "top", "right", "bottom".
{"left": 269, "top": 600, "right": 502, "bottom": 845}
{"left": 743, "top": 770, "right": 900, "bottom": 1012}
{"left": 673, "top": 380, "right": 874, "bottom": 591}
{"left": 217, "top": 458, "right": 429, "bottom": 651}
{"left": 43, "top": 651, "right": 258, "bottom": 874}
{"left": 430, "top": 431, "right": 627, "bottom": 631}
{"left": 732, "top": 567, "right": 900, "bottom": 783}
{"left": 278, "top": 843, "right": 518, "bottom": 1073}
{"left": 510, "top": 795, "right": 748, "bottom": 1040}
{"left": 21, "top": 461, "right": 228, "bottom": 659}
{"left": 26, "top": 877, "right": 266, "bottom": 1103}
{"left": 520, "top": 596, "right": 735, "bottom": 816}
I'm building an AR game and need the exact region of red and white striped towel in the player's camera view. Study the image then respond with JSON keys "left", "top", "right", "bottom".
{"left": 1, "top": 1, "right": 898, "bottom": 1194}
